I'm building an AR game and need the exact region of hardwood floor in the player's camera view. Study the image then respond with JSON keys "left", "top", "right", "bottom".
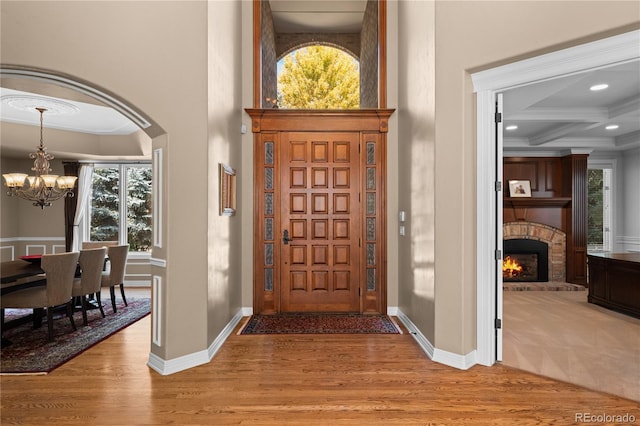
{"left": 503, "top": 289, "right": 640, "bottom": 402}
{"left": 2, "top": 289, "right": 639, "bottom": 424}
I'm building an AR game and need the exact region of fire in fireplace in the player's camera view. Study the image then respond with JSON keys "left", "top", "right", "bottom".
{"left": 503, "top": 239, "right": 549, "bottom": 282}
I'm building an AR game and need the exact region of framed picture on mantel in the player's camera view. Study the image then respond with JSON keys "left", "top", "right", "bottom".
{"left": 508, "top": 180, "right": 531, "bottom": 197}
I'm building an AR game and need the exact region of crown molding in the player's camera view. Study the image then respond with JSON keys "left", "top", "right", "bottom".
{"left": 472, "top": 30, "right": 640, "bottom": 92}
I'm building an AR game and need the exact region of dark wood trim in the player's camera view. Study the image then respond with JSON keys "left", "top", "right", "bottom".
{"left": 245, "top": 109, "right": 395, "bottom": 133}
{"left": 378, "top": 0, "right": 387, "bottom": 108}
{"left": 563, "top": 154, "right": 588, "bottom": 285}
{"left": 253, "top": 0, "right": 261, "bottom": 108}
{"left": 504, "top": 197, "right": 571, "bottom": 208}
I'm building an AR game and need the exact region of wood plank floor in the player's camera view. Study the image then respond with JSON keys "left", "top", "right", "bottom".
{"left": 2, "top": 295, "right": 639, "bottom": 424}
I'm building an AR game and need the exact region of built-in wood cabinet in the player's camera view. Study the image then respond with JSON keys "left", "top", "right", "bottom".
{"left": 588, "top": 253, "right": 640, "bottom": 318}
{"left": 503, "top": 155, "right": 588, "bottom": 285}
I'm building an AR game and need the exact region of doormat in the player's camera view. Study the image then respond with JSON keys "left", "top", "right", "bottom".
{"left": 503, "top": 282, "right": 586, "bottom": 291}
{"left": 1, "top": 298, "right": 150, "bottom": 374}
{"left": 239, "top": 313, "right": 402, "bottom": 335}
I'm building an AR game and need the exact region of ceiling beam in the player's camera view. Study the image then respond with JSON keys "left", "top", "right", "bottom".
{"left": 528, "top": 123, "right": 596, "bottom": 145}
{"left": 506, "top": 107, "right": 608, "bottom": 122}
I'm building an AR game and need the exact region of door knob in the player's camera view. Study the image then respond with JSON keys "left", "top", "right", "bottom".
{"left": 283, "top": 230, "right": 291, "bottom": 245}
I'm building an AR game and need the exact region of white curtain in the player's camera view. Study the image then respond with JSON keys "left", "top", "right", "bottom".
{"left": 72, "top": 164, "right": 94, "bottom": 252}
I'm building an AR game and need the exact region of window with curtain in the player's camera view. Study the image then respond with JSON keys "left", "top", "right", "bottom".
{"left": 87, "top": 164, "right": 152, "bottom": 252}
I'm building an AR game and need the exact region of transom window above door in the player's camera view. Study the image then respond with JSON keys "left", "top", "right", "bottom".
{"left": 255, "top": 0, "right": 386, "bottom": 109}
{"left": 277, "top": 46, "right": 360, "bottom": 109}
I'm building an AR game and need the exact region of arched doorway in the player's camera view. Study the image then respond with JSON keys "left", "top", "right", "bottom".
{"left": 0, "top": 64, "right": 165, "bottom": 350}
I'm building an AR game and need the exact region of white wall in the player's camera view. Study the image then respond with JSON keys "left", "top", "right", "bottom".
{"left": 589, "top": 150, "right": 640, "bottom": 253}
{"left": 620, "top": 148, "right": 640, "bottom": 251}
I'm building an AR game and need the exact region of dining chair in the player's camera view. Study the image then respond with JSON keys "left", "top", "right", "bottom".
{"left": 101, "top": 244, "right": 129, "bottom": 313}
{"left": 71, "top": 247, "right": 107, "bottom": 325}
{"left": 1, "top": 251, "right": 80, "bottom": 342}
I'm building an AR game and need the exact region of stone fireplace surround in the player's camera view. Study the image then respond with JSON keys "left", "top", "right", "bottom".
{"left": 503, "top": 222, "right": 566, "bottom": 283}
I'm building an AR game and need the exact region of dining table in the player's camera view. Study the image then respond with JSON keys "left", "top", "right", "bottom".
{"left": 0, "top": 255, "right": 103, "bottom": 347}
{"left": 1, "top": 258, "right": 47, "bottom": 294}
{"left": 1, "top": 258, "right": 48, "bottom": 347}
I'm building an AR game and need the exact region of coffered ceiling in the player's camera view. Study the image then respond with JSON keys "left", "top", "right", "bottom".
{"left": 502, "top": 60, "right": 640, "bottom": 155}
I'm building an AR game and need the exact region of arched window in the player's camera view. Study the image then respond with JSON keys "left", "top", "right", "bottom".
{"left": 276, "top": 45, "right": 360, "bottom": 109}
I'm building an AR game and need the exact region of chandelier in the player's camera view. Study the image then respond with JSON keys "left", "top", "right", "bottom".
{"left": 2, "top": 107, "right": 77, "bottom": 209}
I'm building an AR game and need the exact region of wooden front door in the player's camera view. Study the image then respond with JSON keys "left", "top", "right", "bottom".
{"left": 248, "top": 109, "right": 392, "bottom": 315}
{"left": 280, "top": 132, "right": 360, "bottom": 312}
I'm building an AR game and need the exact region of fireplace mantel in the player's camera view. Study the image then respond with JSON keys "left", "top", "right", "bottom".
{"left": 503, "top": 155, "right": 588, "bottom": 284}
{"left": 504, "top": 197, "right": 571, "bottom": 208}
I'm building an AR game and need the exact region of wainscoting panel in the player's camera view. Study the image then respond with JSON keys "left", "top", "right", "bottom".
{"left": 0, "top": 246, "right": 15, "bottom": 262}
{"left": 618, "top": 236, "right": 640, "bottom": 253}
{"left": 152, "top": 275, "right": 162, "bottom": 347}
{"left": 1, "top": 237, "right": 151, "bottom": 284}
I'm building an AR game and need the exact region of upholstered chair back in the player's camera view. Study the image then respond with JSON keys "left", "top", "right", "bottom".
{"left": 105, "top": 245, "right": 129, "bottom": 287}
{"left": 41, "top": 251, "right": 80, "bottom": 307}
{"left": 77, "top": 248, "right": 107, "bottom": 294}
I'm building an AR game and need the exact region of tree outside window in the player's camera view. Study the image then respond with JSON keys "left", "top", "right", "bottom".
{"left": 587, "top": 168, "right": 612, "bottom": 252}
{"left": 277, "top": 45, "right": 360, "bottom": 109}
{"left": 90, "top": 167, "right": 119, "bottom": 243}
{"left": 89, "top": 165, "right": 151, "bottom": 252}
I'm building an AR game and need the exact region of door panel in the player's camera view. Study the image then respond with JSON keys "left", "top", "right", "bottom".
{"left": 281, "top": 132, "right": 360, "bottom": 312}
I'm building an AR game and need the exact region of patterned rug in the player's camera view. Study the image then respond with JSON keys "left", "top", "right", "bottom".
{"left": 503, "top": 282, "right": 586, "bottom": 291}
{"left": 1, "top": 298, "right": 150, "bottom": 374}
{"left": 239, "top": 313, "right": 402, "bottom": 335}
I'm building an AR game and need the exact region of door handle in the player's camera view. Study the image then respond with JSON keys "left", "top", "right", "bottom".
{"left": 283, "top": 230, "right": 291, "bottom": 245}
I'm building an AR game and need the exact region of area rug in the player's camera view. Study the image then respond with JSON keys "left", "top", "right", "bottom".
{"left": 240, "top": 313, "right": 402, "bottom": 335}
{"left": 503, "top": 282, "right": 586, "bottom": 291}
{"left": 1, "top": 298, "right": 150, "bottom": 374}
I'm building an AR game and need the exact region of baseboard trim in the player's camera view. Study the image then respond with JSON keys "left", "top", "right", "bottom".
{"left": 242, "top": 307, "right": 253, "bottom": 316}
{"left": 387, "top": 306, "right": 398, "bottom": 316}
{"left": 147, "top": 307, "right": 245, "bottom": 375}
{"left": 207, "top": 309, "right": 245, "bottom": 360}
{"left": 396, "top": 308, "right": 435, "bottom": 359}
{"left": 147, "top": 349, "right": 210, "bottom": 376}
{"left": 396, "top": 308, "right": 478, "bottom": 370}
{"left": 433, "top": 348, "right": 477, "bottom": 371}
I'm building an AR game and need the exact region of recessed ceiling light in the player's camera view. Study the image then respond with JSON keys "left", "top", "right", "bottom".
{"left": 590, "top": 83, "right": 609, "bottom": 91}
{"left": 505, "top": 125, "right": 518, "bottom": 131}
{"left": 605, "top": 124, "right": 619, "bottom": 130}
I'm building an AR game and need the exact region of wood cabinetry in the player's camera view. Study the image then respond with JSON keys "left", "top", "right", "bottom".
{"left": 503, "top": 155, "right": 588, "bottom": 285}
{"left": 587, "top": 253, "right": 640, "bottom": 318}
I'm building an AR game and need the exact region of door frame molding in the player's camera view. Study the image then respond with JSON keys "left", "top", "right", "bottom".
{"left": 246, "top": 109, "right": 395, "bottom": 314}
{"left": 472, "top": 30, "right": 640, "bottom": 366}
